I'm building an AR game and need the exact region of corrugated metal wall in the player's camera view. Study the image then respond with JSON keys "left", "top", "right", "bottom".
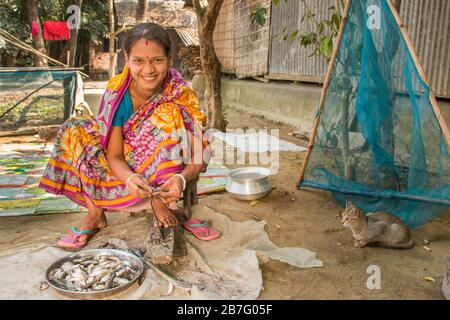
{"left": 267, "top": 0, "right": 334, "bottom": 83}
{"left": 213, "top": 0, "right": 449, "bottom": 97}
{"left": 400, "top": 0, "right": 450, "bottom": 98}
{"left": 234, "top": 0, "right": 271, "bottom": 78}
{"left": 213, "top": 0, "right": 235, "bottom": 73}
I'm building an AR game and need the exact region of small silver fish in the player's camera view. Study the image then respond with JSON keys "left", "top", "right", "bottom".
{"left": 105, "top": 272, "right": 116, "bottom": 289}
{"left": 40, "top": 280, "right": 50, "bottom": 291}
{"left": 92, "top": 284, "right": 106, "bottom": 291}
{"left": 113, "top": 277, "right": 130, "bottom": 286}
{"left": 48, "top": 252, "right": 138, "bottom": 292}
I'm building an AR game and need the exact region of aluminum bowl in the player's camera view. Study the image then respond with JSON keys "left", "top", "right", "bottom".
{"left": 45, "top": 249, "right": 144, "bottom": 299}
{"left": 226, "top": 167, "right": 272, "bottom": 201}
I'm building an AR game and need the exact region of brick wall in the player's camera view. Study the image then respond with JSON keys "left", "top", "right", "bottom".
{"left": 89, "top": 42, "right": 109, "bottom": 80}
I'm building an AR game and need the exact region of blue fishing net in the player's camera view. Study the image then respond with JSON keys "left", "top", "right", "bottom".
{"left": 0, "top": 68, "right": 78, "bottom": 129}
{"left": 299, "top": 0, "right": 450, "bottom": 228}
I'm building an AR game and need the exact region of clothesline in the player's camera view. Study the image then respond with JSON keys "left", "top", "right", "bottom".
{"left": 0, "top": 28, "right": 66, "bottom": 68}
{"left": 0, "top": 28, "right": 88, "bottom": 78}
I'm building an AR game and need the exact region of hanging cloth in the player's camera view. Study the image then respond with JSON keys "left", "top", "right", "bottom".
{"left": 31, "top": 21, "right": 39, "bottom": 38}
{"left": 43, "top": 21, "right": 71, "bottom": 41}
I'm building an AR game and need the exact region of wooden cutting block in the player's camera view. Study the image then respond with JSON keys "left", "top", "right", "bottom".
{"left": 173, "top": 214, "right": 187, "bottom": 258}
{"left": 145, "top": 211, "right": 174, "bottom": 265}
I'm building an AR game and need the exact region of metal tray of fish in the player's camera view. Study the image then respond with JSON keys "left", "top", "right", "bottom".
{"left": 45, "top": 249, "right": 144, "bottom": 299}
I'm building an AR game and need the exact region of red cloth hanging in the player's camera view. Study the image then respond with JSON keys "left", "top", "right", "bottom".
{"left": 31, "top": 21, "right": 39, "bottom": 38}
{"left": 43, "top": 21, "right": 71, "bottom": 41}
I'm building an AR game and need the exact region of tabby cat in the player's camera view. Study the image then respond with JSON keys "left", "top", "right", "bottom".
{"left": 339, "top": 201, "right": 414, "bottom": 249}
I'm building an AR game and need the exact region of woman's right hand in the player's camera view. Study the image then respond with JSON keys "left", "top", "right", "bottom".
{"left": 126, "top": 174, "right": 153, "bottom": 198}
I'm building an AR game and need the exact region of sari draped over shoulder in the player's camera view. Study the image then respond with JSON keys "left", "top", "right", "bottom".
{"left": 39, "top": 67, "right": 209, "bottom": 209}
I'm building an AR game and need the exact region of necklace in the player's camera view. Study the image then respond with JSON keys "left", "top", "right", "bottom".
{"left": 129, "top": 81, "right": 146, "bottom": 112}
{"left": 130, "top": 80, "right": 161, "bottom": 111}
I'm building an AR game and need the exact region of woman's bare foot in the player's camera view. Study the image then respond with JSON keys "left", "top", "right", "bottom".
{"left": 96, "top": 211, "right": 108, "bottom": 229}
{"left": 73, "top": 210, "right": 107, "bottom": 242}
{"left": 151, "top": 198, "right": 178, "bottom": 228}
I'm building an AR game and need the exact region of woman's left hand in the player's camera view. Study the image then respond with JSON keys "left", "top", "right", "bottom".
{"left": 157, "top": 176, "right": 183, "bottom": 204}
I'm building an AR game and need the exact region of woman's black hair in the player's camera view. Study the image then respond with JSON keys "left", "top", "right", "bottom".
{"left": 124, "top": 22, "right": 172, "bottom": 57}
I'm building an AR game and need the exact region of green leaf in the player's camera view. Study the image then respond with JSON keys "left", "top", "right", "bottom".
{"left": 318, "top": 21, "right": 324, "bottom": 34}
{"left": 299, "top": 33, "right": 316, "bottom": 47}
{"left": 290, "top": 30, "right": 299, "bottom": 39}
{"left": 288, "top": 30, "right": 299, "bottom": 45}
{"left": 319, "top": 35, "right": 333, "bottom": 58}
{"left": 332, "top": 13, "right": 341, "bottom": 28}
{"left": 251, "top": 6, "right": 267, "bottom": 26}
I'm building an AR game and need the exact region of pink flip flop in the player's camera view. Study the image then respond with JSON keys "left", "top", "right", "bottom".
{"left": 182, "top": 219, "right": 221, "bottom": 241}
{"left": 57, "top": 227, "right": 98, "bottom": 251}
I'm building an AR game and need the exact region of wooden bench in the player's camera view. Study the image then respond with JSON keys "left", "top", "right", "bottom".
{"left": 144, "top": 177, "right": 199, "bottom": 265}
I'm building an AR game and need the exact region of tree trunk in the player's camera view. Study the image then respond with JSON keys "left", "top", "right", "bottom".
{"left": 200, "top": 31, "right": 225, "bottom": 130}
{"left": 193, "top": 0, "right": 226, "bottom": 131}
{"left": 135, "top": 0, "right": 148, "bottom": 23}
{"left": 68, "top": 0, "right": 83, "bottom": 67}
{"left": 24, "top": 0, "right": 47, "bottom": 67}
{"left": 108, "top": 0, "right": 116, "bottom": 78}
{"left": 58, "top": 40, "right": 71, "bottom": 63}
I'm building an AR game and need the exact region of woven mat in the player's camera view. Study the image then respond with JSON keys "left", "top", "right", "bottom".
{"left": 0, "top": 143, "right": 230, "bottom": 217}
{"left": 0, "top": 143, "right": 85, "bottom": 217}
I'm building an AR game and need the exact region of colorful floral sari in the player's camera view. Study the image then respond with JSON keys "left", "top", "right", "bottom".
{"left": 39, "top": 67, "right": 209, "bottom": 210}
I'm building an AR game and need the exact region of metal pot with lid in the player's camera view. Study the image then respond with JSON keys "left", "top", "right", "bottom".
{"left": 226, "top": 167, "right": 272, "bottom": 201}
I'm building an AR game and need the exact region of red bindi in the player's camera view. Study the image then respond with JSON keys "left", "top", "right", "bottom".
{"left": 145, "top": 40, "right": 149, "bottom": 45}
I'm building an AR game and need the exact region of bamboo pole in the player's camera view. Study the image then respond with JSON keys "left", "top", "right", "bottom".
{"left": 0, "top": 28, "right": 67, "bottom": 68}
{"left": 386, "top": 0, "right": 450, "bottom": 148}
{"left": 0, "top": 28, "right": 89, "bottom": 77}
{"left": 0, "top": 67, "right": 84, "bottom": 72}
{"left": 341, "top": 89, "right": 352, "bottom": 180}
{"left": 297, "top": 0, "right": 351, "bottom": 188}
{"left": 108, "top": 0, "right": 116, "bottom": 79}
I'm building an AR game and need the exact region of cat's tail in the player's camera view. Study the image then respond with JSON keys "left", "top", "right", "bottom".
{"left": 389, "top": 239, "right": 415, "bottom": 249}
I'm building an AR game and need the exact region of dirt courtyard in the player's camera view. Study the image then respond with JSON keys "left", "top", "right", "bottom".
{"left": 0, "top": 110, "right": 449, "bottom": 300}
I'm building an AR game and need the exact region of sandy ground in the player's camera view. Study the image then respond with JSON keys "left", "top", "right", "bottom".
{"left": 0, "top": 111, "right": 449, "bottom": 300}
